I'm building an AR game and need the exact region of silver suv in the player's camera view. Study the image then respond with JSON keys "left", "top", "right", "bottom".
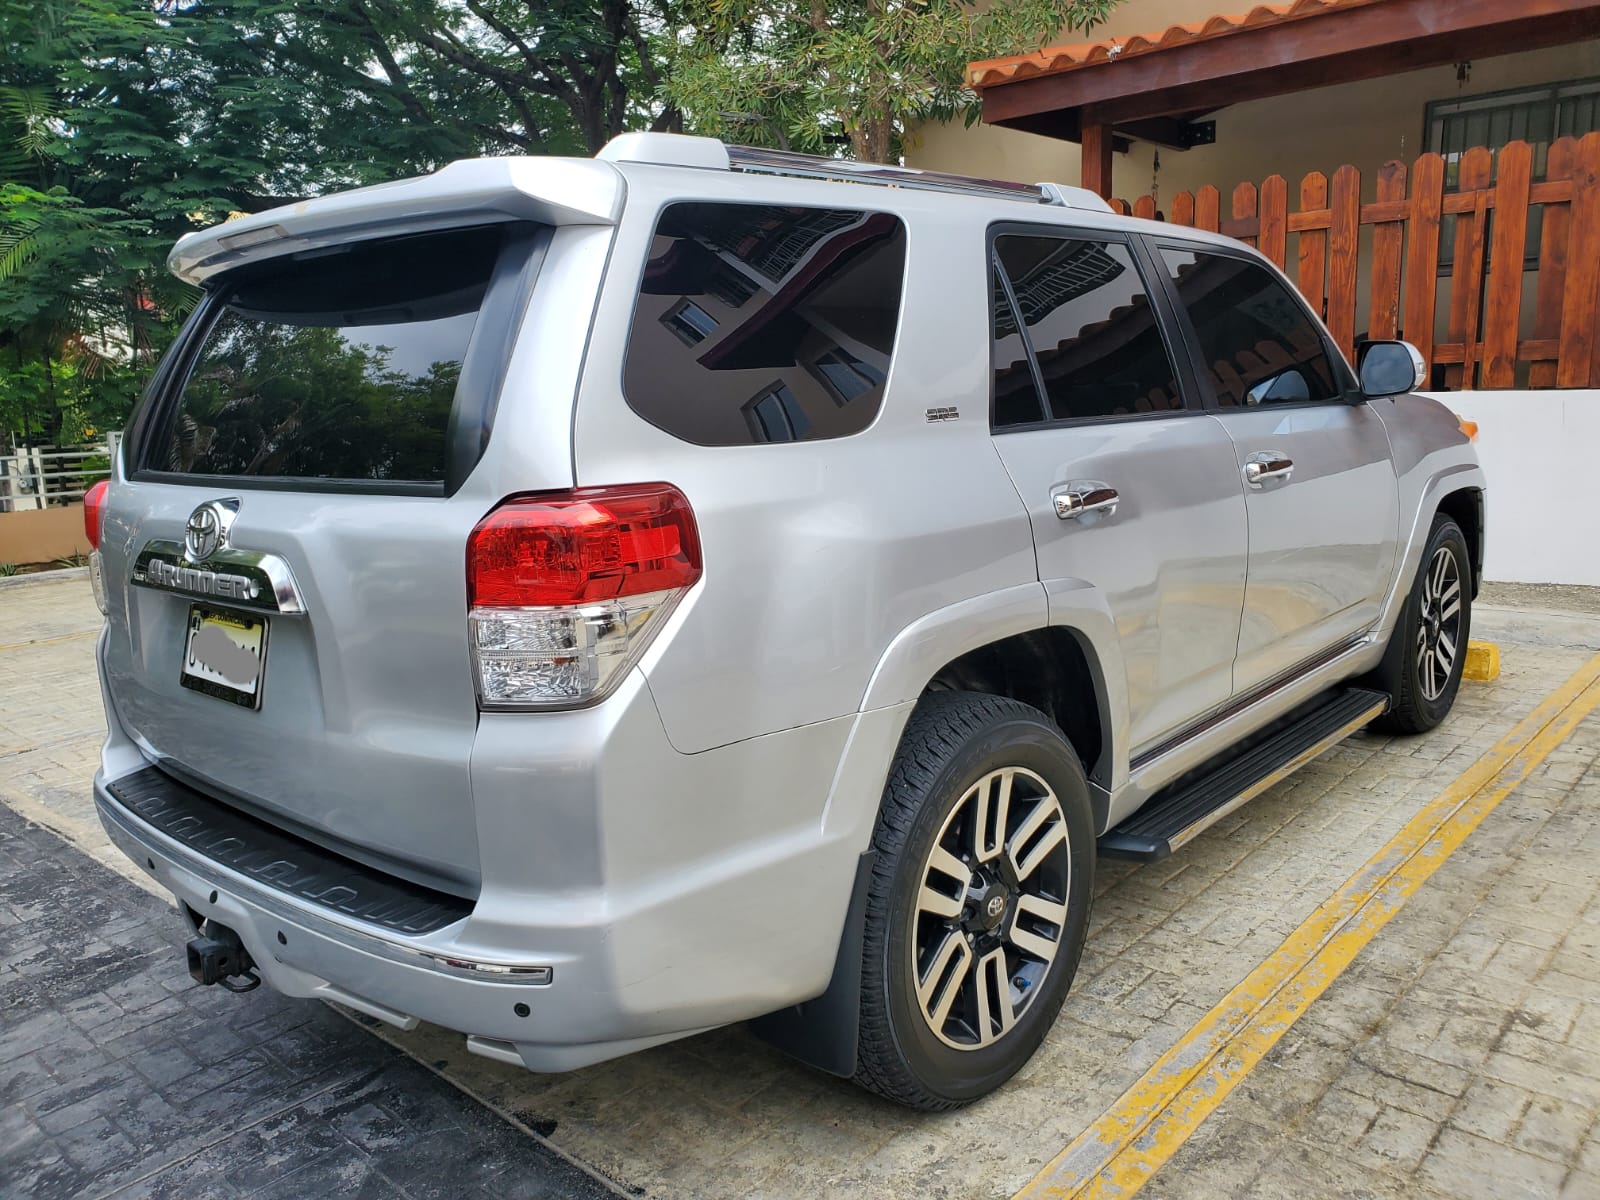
{"left": 87, "top": 133, "right": 1485, "bottom": 1110}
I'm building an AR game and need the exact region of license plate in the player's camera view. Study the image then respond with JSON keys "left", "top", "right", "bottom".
{"left": 181, "top": 605, "right": 268, "bottom": 709}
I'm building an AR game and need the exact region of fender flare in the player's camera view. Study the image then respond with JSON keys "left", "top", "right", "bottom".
{"left": 754, "top": 583, "right": 1129, "bottom": 1078}
{"left": 1377, "top": 462, "right": 1487, "bottom": 641}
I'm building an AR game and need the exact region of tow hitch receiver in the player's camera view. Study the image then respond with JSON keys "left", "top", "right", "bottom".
{"left": 186, "top": 920, "right": 261, "bottom": 993}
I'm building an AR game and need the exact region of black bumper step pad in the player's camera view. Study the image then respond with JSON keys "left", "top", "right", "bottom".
{"left": 1099, "top": 687, "right": 1389, "bottom": 862}
{"left": 107, "top": 766, "right": 473, "bottom": 935}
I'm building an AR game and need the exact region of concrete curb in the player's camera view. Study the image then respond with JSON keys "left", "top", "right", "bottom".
{"left": 0, "top": 566, "right": 89, "bottom": 590}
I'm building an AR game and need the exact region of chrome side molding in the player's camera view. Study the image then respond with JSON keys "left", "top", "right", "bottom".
{"left": 131, "top": 539, "right": 307, "bottom": 615}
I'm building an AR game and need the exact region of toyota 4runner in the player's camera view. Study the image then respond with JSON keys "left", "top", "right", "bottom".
{"left": 85, "top": 133, "right": 1485, "bottom": 1110}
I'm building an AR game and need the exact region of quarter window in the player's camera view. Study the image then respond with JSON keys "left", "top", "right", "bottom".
{"left": 990, "top": 235, "right": 1181, "bottom": 427}
{"left": 1158, "top": 249, "right": 1340, "bottom": 408}
{"left": 624, "top": 202, "right": 906, "bottom": 446}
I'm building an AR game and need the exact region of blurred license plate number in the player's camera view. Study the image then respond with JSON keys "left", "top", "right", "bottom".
{"left": 181, "top": 605, "right": 267, "bottom": 709}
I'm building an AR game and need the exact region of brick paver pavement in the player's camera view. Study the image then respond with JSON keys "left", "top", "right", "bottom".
{"left": 0, "top": 799, "right": 618, "bottom": 1200}
{"left": 3, "top": 571, "right": 1599, "bottom": 1199}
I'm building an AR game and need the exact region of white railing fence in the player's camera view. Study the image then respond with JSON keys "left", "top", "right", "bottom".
{"left": 0, "top": 435, "right": 118, "bottom": 513}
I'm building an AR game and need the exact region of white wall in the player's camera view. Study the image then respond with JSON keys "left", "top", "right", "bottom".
{"left": 1429, "top": 390, "right": 1600, "bottom": 587}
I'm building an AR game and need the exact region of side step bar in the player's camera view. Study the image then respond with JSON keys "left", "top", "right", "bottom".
{"left": 1099, "top": 687, "right": 1389, "bottom": 862}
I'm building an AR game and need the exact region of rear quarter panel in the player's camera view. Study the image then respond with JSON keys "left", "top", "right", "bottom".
{"left": 570, "top": 167, "right": 1040, "bottom": 755}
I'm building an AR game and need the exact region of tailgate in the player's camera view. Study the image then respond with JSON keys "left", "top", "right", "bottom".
{"left": 100, "top": 205, "right": 604, "bottom": 893}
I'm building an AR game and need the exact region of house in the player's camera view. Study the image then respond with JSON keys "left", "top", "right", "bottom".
{"left": 906, "top": 0, "right": 1600, "bottom": 586}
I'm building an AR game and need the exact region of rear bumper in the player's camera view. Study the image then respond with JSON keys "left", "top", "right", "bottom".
{"left": 94, "top": 661, "right": 910, "bottom": 1071}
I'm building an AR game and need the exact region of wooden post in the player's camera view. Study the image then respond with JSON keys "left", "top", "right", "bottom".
{"left": 1081, "top": 123, "right": 1114, "bottom": 199}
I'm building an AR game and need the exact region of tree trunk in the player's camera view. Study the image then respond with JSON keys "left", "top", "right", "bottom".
{"left": 851, "top": 116, "right": 894, "bottom": 164}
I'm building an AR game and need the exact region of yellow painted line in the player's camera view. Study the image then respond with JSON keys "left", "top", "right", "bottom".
{"left": 1017, "top": 650, "right": 1600, "bottom": 1200}
{"left": 1465, "top": 640, "right": 1501, "bottom": 681}
{"left": 0, "top": 629, "right": 97, "bottom": 654}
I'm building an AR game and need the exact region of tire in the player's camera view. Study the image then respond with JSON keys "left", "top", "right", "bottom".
{"left": 1370, "top": 515, "right": 1472, "bottom": 735}
{"left": 853, "top": 691, "right": 1095, "bottom": 1110}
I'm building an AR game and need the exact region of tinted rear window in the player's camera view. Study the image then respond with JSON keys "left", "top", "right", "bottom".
{"left": 153, "top": 226, "right": 503, "bottom": 484}
{"left": 623, "top": 203, "right": 906, "bottom": 446}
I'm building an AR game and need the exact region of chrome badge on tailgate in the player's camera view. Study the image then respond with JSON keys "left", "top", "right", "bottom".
{"left": 131, "top": 499, "right": 306, "bottom": 616}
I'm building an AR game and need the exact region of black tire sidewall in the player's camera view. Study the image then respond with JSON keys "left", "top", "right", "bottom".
{"left": 878, "top": 710, "right": 1094, "bottom": 1103}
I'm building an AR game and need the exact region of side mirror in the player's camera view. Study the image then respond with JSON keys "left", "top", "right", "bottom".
{"left": 1359, "top": 340, "right": 1427, "bottom": 399}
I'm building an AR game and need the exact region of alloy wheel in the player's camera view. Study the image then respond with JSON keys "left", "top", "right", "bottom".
{"left": 910, "top": 766, "right": 1071, "bottom": 1050}
{"left": 1416, "top": 545, "right": 1463, "bottom": 702}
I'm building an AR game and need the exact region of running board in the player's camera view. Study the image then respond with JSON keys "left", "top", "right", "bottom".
{"left": 1099, "top": 687, "right": 1389, "bottom": 862}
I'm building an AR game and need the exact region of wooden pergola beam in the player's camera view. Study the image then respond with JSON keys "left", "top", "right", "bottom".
{"left": 981, "top": 0, "right": 1600, "bottom": 136}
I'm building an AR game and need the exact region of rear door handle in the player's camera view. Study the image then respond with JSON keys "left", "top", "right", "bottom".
{"left": 1052, "top": 482, "right": 1119, "bottom": 521}
{"left": 1244, "top": 452, "right": 1294, "bottom": 487}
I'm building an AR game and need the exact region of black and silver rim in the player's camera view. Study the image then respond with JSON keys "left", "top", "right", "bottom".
{"left": 911, "top": 766, "right": 1071, "bottom": 1051}
{"left": 1416, "top": 545, "right": 1463, "bottom": 702}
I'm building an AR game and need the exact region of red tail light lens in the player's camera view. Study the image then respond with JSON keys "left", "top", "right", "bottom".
{"left": 468, "top": 484, "right": 702, "bottom": 608}
{"left": 84, "top": 479, "right": 109, "bottom": 549}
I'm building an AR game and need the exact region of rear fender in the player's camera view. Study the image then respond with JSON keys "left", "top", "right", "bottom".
{"left": 759, "top": 582, "right": 1128, "bottom": 1077}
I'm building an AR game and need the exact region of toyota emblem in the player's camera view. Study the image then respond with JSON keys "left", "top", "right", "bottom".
{"left": 184, "top": 500, "right": 238, "bottom": 562}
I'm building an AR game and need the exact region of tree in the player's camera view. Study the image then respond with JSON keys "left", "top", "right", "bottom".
{"left": 663, "top": 0, "right": 1117, "bottom": 162}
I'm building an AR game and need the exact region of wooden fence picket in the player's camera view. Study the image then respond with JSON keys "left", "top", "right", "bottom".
{"left": 1232, "top": 182, "right": 1259, "bottom": 248}
{"left": 1298, "top": 173, "right": 1330, "bottom": 321}
{"left": 1259, "top": 175, "right": 1289, "bottom": 272}
{"left": 1327, "top": 165, "right": 1362, "bottom": 359}
{"left": 1172, "top": 191, "right": 1196, "bottom": 227}
{"left": 1367, "top": 161, "right": 1406, "bottom": 343}
{"left": 1531, "top": 138, "right": 1579, "bottom": 387}
{"left": 1481, "top": 140, "right": 1534, "bottom": 388}
{"left": 1403, "top": 153, "right": 1446, "bottom": 374}
{"left": 1444, "top": 147, "right": 1493, "bottom": 389}
{"left": 1557, "top": 131, "right": 1600, "bottom": 387}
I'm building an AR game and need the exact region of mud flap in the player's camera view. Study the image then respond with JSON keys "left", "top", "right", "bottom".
{"left": 748, "top": 850, "right": 875, "bottom": 1078}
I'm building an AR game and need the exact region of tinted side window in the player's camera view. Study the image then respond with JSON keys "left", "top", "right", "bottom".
{"left": 623, "top": 203, "right": 906, "bottom": 446}
{"left": 991, "top": 235, "right": 1181, "bottom": 426}
{"left": 1159, "top": 249, "right": 1340, "bottom": 407}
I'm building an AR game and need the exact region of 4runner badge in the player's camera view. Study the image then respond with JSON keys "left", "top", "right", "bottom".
{"left": 131, "top": 497, "right": 308, "bottom": 616}
{"left": 925, "top": 406, "right": 960, "bottom": 423}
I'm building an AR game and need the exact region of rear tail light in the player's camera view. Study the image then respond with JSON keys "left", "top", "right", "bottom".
{"left": 466, "top": 484, "right": 702, "bottom": 708}
{"left": 84, "top": 479, "right": 108, "bottom": 548}
{"left": 84, "top": 479, "right": 109, "bottom": 615}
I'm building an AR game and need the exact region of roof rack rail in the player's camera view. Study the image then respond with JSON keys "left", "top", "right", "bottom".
{"left": 596, "top": 133, "right": 1112, "bottom": 212}
{"left": 726, "top": 144, "right": 1052, "bottom": 202}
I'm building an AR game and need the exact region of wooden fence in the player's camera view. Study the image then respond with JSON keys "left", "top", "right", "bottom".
{"left": 1110, "top": 133, "right": 1600, "bottom": 390}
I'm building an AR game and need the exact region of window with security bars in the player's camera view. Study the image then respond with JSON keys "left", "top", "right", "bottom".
{"left": 1425, "top": 76, "right": 1600, "bottom": 268}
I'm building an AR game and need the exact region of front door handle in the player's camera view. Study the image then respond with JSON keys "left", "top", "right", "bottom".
{"left": 1245, "top": 452, "right": 1294, "bottom": 487}
{"left": 1053, "top": 482, "right": 1119, "bottom": 521}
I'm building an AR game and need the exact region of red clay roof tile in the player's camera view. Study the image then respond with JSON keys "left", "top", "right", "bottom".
{"left": 968, "top": 0, "right": 1387, "bottom": 89}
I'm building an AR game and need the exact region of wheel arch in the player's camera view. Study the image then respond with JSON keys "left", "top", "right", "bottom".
{"left": 1435, "top": 485, "right": 1484, "bottom": 598}
{"left": 1378, "top": 462, "right": 1487, "bottom": 639}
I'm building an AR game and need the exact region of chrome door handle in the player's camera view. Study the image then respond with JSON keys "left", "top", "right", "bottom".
{"left": 1052, "top": 483, "right": 1119, "bottom": 521}
{"left": 1245, "top": 452, "right": 1294, "bottom": 487}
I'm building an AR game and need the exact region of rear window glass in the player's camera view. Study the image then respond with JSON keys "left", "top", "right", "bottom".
{"left": 623, "top": 203, "right": 906, "bottom": 446}
{"left": 153, "top": 226, "right": 503, "bottom": 483}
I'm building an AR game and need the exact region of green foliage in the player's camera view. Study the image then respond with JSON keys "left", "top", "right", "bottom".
{"left": 0, "top": 562, "right": 17, "bottom": 576}
{"left": 664, "top": 0, "right": 1116, "bottom": 161}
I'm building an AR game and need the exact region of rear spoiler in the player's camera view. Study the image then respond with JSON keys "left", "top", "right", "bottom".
{"left": 169, "top": 156, "right": 625, "bottom": 285}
